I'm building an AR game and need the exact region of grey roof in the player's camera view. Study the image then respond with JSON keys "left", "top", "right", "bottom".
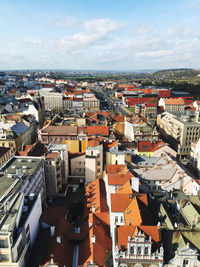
{"left": 132, "top": 155, "right": 163, "bottom": 168}
{"left": 135, "top": 168, "right": 176, "bottom": 181}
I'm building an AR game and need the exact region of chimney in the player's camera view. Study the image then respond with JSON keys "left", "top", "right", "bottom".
{"left": 91, "top": 235, "right": 96, "bottom": 244}
{"left": 132, "top": 177, "right": 139, "bottom": 193}
{"left": 50, "top": 226, "right": 55, "bottom": 237}
{"left": 92, "top": 205, "right": 95, "bottom": 213}
{"left": 56, "top": 236, "right": 61, "bottom": 244}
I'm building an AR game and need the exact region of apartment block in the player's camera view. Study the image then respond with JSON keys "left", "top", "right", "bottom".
{"left": 157, "top": 111, "right": 200, "bottom": 159}
{"left": 45, "top": 152, "right": 62, "bottom": 196}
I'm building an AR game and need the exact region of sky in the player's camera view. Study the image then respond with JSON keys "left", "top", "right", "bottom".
{"left": 0, "top": 0, "right": 200, "bottom": 70}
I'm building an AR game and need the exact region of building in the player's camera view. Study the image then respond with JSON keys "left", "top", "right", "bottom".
{"left": 41, "top": 92, "right": 63, "bottom": 110}
{"left": 157, "top": 191, "right": 200, "bottom": 266}
{"left": 105, "top": 170, "right": 163, "bottom": 267}
{"left": 83, "top": 93, "right": 100, "bottom": 111}
{"left": 0, "top": 156, "right": 46, "bottom": 201}
{"left": 140, "top": 103, "right": 157, "bottom": 123}
{"left": 22, "top": 97, "right": 45, "bottom": 128}
{"left": 81, "top": 178, "right": 112, "bottom": 266}
{"left": 193, "top": 100, "right": 200, "bottom": 111}
{"left": 70, "top": 152, "right": 85, "bottom": 178}
{"left": 0, "top": 192, "right": 42, "bottom": 267}
{"left": 38, "top": 125, "right": 78, "bottom": 144}
{"left": 157, "top": 111, "right": 200, "bottom": 159}
{"left": 158, "top": 98, "right": 185, "bottom": 112}
{"left": 133, "top": 151, "right": 200, "bottom": 195}
{"left": 85, "top": 143, "right": 103, "bottom": 185}
{"left": 45, "top": 152, "right": 62, "bottom": 196}
{"left": 190, "top": 138, "right": 200, "bottom": 177}
{"left": 106, "top": 147, "right": 125, "bottom": 165}
{"left": 115, "top": 226, "right": 163, "bottom": 267}
{"left": 0, "top": 147, "right": 14, "bottom": 168}
{"left": 48, "top": 144, "right": 68, "bottom": 185}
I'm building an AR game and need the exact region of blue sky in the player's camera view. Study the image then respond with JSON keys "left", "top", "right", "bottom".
{"left": 0, "top": 0, "right": 200, "bottom": 70}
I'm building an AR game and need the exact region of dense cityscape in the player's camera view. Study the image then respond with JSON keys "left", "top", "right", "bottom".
{"left": 1, "top": 0, "right": 200, "bottom": 266}
{"left": 0, "top": 69, "right": 200, "bottom": 267}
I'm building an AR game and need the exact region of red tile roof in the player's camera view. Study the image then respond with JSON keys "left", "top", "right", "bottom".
{"left": 138, "top": 140, "right": 165, "bottom": 153}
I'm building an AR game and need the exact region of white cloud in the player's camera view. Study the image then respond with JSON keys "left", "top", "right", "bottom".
{"left": 84, "top": 18, "right": 123, "bottom": 35}
{"left": 55, "top": 15, "right": 77, "bottom": 27}
{"left": 57, "top": 18, "right": 123, "bottom": 51}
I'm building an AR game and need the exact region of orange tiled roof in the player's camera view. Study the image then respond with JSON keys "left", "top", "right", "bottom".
{"left": 115, "top": 179, "right": 133, "bottom": 194}
{"left": 108, "top": 171, "right": 133, "bottom": 185}
{"left": 86, "top": 126, "right": 109, "bottom": 136}
{"left": 111, "top": 193, "right": 133, "bottom": 212}
{"left": 117, "top": 225, "right": 160, "bottom": 249}
{"left": 124, "top": 197, "right": 143, "bottom": 225}
{"left": 42, "top": 125, "right": 77, "bottom": 135}
{"left": 124, "top": 196, "right": 154, "bottom": 226}
{"left": 87, "top": 138, "right": 99, "bottom": 147}
{"left": 78, "top": 212, "right": 112, "bottom": 266}
{"left": 164, "top": 98, "right": 185, "bottom": 105}
{"left": 106, "top": 164, "right": 127, "bottom": 174}
{"left": 111, "top": 115, "right": 125, "bottom": 122}
{"left": 86, "top": 178, "right": 109, "bottom": 213}
{"left": 104, "top": 140, "right": 118, "bottom": 149}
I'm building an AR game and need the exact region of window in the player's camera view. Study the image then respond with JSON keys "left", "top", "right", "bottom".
{"left": 130, "top": 246, "right": 134, "bottom": 254}
{"left": 144, "top": 247, "right": 149, "bottom": 255}
{"left": 0, "top": 239, "right": 8, "bottom": 248}
{"left": 183, "top": 259, "right": 189, "bottom": 266}
{"left": 115, "top": 216, "right": 118, "bottom": 223}
{"left": 0, "top": 254, "right": 9, "bottom": 262}
{"left": 120, "top": 216, "right": 123, "bottom": 223}
{"left": 17, "top": 240, "right": 24, "bottom": 257}
{"left": 137, "top": 247, "right": 141, "bottom": 254}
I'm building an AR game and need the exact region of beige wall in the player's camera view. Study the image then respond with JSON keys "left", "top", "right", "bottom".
{"left": 85, "top": 157, "right": 96, "bottom": 185}
{"left": 70, "top": 155, "right": 85, "bottom": 176}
